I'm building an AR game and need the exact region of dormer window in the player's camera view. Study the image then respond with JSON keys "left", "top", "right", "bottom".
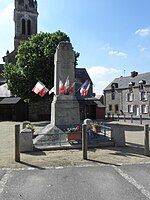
{"left": 129, "top": 82, "right": 135, "bottom": 92}
{"left": 111, "top": 83, "right": 118, "bottom": 91}
{"left": 111, "top": 83, "right": 118, "bottom": 100}
{"left": 111, "top": 84, "right": 115, "bottom": 92}
{"left": 139, "top": 80, "right": 146, "bottom": 90}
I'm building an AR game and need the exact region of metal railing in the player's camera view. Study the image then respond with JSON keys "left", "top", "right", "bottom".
{"left": 33, "top": 124, "right": 112, "bottom": 147}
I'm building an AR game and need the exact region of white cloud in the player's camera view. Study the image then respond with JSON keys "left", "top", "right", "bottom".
{"left": 135, "top": 28, "right": 150, "bottom": 37}
{"left": 137, "top": 44, "right": 150, "bottom": 56}
{"left": 99, "top": 43, "right": 111, "bottom": 51}
{"left": 140, "top": 47, "right": 146, "bottom": 52}
{"left": 108, "top": 50, "right": 128, "bottom": 58}
{"left": 87, "top": 66, "right": 120, "bottom": 77}
{"left": 86, "top": 66, "right": 121, "bottom": 95}
{"left": 99, "top": 43, "right": 128, "bottom": 59}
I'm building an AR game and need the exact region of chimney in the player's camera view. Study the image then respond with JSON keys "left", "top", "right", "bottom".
{"left": 131, "top": 71, "right": 138, "bottom": 77}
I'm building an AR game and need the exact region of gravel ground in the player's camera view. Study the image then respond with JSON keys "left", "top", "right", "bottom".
{"left": 0, "top": 121, "right": 150, "bottom": 169}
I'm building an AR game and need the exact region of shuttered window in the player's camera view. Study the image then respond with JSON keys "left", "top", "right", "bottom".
{"left": 126, "top": 93, "right": 134, "bottom": 102}
{"left": 140, "top": 92, "right": 147, "bottom": 101}
{"left": 141, "top": 105, "right": 148, "bottom": 114}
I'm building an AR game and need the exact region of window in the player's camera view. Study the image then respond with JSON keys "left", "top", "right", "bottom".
{"left": 128, "top": 105, "right": 134, "bottom": 113}
{"left": 111, "top": 92, "right": 115, "bottom": 100}
{"left": 22, "top": 19, "right": 26, "bottom": 34}
{"left": 27, "top": 20, "right": 31, "bottom": 35}
{"left": 111, "top": 83, "right": 118, "bottom": 100}
{"left": 140, "top": 92, "right": 147, "bottom": 101}
{"left": 139, "top": 80, "right": 146, "bottom": 91}
{"left": 109, "top": 105, "right": 112, "bottom": 111}
{"left": 128, "top": 82, "right": 135, "bottom": 92}
{"left": 126, "top": 93, "right": 134, "bottom": 102}
{"left": 129, "top": 85, "right": 133, "bottom": 92}
{"left": 115, "top": 104, "right": 119, "bottom": 113}
{"left": 139, "top": 83, "right": 143, "bottom": 90}
{"left": 141, "top": 105, "right": 148, "bottom": 114}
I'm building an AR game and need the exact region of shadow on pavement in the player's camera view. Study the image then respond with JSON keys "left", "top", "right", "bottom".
{"left": 19, "top": 161, "right": 46, "bottom": 170}
{"left": 22, "top": 150, "right": 46, "bottom": 156}
{"left": 86, "top": 158, "right": 120, "bottom": 166}
{"left": 107, "top": 142, "right": 149, "bottom": 157}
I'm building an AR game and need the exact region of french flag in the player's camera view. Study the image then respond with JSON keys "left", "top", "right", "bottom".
{"left": 59, "top": 80, "right": 65, "bottom": 94}
{"left": 32, "top": 81, "right": 45, "bottom": 94}
{"left": 32, "top": 81, "right": 48, "bottom": 97}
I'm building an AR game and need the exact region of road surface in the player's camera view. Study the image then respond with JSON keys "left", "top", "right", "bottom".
{"left": 0, "top": 163, "right": 150, "bottom": 200}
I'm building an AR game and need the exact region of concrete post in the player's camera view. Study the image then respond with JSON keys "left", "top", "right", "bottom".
{"left": 131, "top": 114, "right": 133, "bottom": 123}
{"left": 15, "top": 125, "right": 20, "bottom": 162}
{"left": 82, "top": 124, "right": 87, "bottom": 159}
{"left": 117, "top": 114, "right": 119, "bottom": 121}
{"left": 140, "top": 115, "right": 142, "bottom": 124}
{"left": 112, "top": 114, "right": 114, "bottom": 120}
{"left": 124, "top": 114, "right": 126, "bottom": 122}
{"left": 144, "top": 124, "right": 149, "bottom": 156}
{"left": 20, "top": 129, "right": 33, "bottom": 152}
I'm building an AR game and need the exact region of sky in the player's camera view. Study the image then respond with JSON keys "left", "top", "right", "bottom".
{"left": 0, "top": 0, "right": 150, "bottom": 95}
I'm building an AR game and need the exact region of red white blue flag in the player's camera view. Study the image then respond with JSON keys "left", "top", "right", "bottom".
{"left": 32, "top": 81, "right": 48, "bottom": 97}
{"left": 69, "top": 82, "right": 75, "bottom": 94}
{"left": 49, "top": 86, "right": 55, "bottom": 95}
{"left": 80, "top": 80, "right": 91, "bottom": 96}
{"left": 32, "top": 81, "right": 45, "bottom": 94}
{"left": 59, "top": 80, "right": 65, "bottom": 94}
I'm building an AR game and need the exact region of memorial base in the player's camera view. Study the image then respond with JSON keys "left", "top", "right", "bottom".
{"left": 51, "top": 95, "right": 80, "bottom": 128}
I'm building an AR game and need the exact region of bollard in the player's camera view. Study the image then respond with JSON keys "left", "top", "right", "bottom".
{"left": 15, "top": 124, "right": 20, "bottom": 162}
{"left": 140, "top": 115, "right": 142, "bottom": 124}
{"left": 124, "top": 114, "right": 126, "bottom": 122}
{"left": 131, "top": 114, "right": 133, "bottom": 123}
{"left": 112, "top": 114, "right": 114, "bottom": 120}
{"left": 144, "top": 124, "right": 149, "bottom": 156}
{"left": 82, "top": 124, "right": 87, "bottom": 160}
{"left": 117, "top": 114, "right": 119, "bottom": 121}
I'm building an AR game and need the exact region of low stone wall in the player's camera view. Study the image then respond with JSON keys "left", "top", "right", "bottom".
{"left": 111, "top": 124, "right": 125, "bottom": 147}
{"left": 28, "top": 100, "right": 51, "bottom": 121}
{"left": 106, "top": 122, "right": 146, "bottom": 147}
{"left": 20, "top": 128, "right": 33, "bottom": 153}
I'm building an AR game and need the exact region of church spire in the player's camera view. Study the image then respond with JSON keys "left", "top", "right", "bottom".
{"left": 14, "top": 0, "right": 38, "bottom": 49}
{"left": 3, "top": 0, "right": 38, "bottom": 64}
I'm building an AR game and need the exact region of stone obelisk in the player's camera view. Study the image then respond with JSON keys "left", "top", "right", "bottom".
{"left": 50, "top": 41, "right": 80, "bottom": 128}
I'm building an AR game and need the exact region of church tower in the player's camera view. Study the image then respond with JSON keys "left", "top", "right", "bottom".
{"left": 3, "top": 0, "right": 38, "bottom": 64}
{"left": 14, "top": 0, "right": 38, "bottom": 49}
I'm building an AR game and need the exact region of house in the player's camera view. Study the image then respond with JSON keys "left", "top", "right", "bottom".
{"left": 0, "top": 83, "right": 11, "bottom": 98}
{"left": 0, "top": 97, "right": 28, "bottom": 121}
{"left": 75, "top": 68, "right": 105, "bottom": 120}
{"left": 104, "top": 71, "right": 150, "bottom": 120}
{"left": 0, "top": 64, "right": 5, "bottom": 86}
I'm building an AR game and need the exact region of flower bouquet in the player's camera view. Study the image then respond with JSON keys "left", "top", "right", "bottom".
{"left": 67, "top": 125, "right": 81, "bottom": 143}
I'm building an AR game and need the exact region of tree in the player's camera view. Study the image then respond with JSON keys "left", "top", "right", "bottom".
{"left": 3, "top": 30, "right": 79, "bottom": 102}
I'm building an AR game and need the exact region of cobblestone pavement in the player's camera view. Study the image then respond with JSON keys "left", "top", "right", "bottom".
{"left": 0, "top": 121, "right": 150, "bottom": 169}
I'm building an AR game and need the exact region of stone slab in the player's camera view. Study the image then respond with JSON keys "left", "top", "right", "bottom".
{"left": 20, "top": 128, "right": 33, "bottom": 152}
